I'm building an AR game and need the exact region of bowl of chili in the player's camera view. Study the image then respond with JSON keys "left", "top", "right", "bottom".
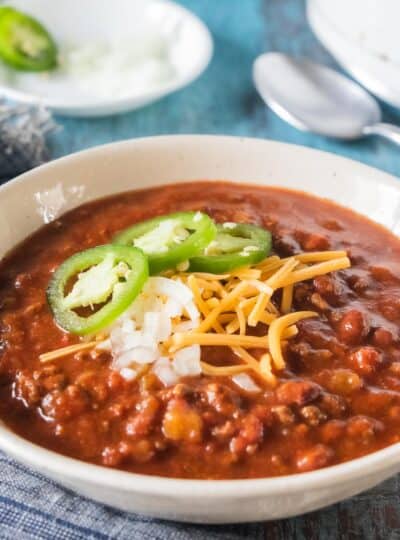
{"left": 1, "top": 135, "right": 400, "bottom": 523}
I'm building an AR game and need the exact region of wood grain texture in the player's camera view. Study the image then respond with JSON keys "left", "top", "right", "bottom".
{"left": 50, "top": 1, "right": 400, "bottom": 537}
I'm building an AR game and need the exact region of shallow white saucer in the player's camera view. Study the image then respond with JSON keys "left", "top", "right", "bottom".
{"left": 0, "top": 0, "right": 213, "bottom": 117}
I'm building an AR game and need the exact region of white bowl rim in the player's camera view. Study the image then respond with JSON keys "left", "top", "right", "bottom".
{"left": 0, "top": 0, "right": 214, "bottom": 112}
{"left": 1, "top": 134, "right": 400, "bottom": 499}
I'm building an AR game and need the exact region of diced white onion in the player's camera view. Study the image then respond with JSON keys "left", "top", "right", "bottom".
{"left": 111, "top": 330, "right": 152, "bottom": 354}
{"left": 231, "top": 373, "right": 261, "bottom": 393}
{"left": 143, "top": 311, "right": 171, "bottom": 342}
{"left": 163, "top": 298, "right": 182, "bottom": 318}
{"left": 120, "top": 367, "right": 138, "bottom": 381}
{"left": 113, "top": 345, "right": 158, "bottom": 368}
{"left": 145, "top": 276, "right": 193, "bottom": 305}
{"left": 153, "top": 357, "right": 179, "bottom": 387}
{"left": 96, "top": 339, "right": 111, "bottom": 351}
{"left": 184, "top": 300, "right": 200, "bottom": 322}
{"left": 120, "top": 317, "right": 135, "bottom": 334}
{"left": 101, "top": 276, "right": 200, "bottom": 385}
{"left": 172, "top": 345, "right": 201, "bottom": 376}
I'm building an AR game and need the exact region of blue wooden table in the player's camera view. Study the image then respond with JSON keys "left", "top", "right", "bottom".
{"left": 50, "top": 1, "right": 400, "bottom": 537}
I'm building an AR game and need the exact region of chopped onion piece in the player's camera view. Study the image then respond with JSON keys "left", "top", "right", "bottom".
{"left": 143, "top": 311, "right": 171, "bottom": 342}
{"left": 173, "top": 345, "right": 201, "bottom": 376}
{"left": 99, "top": 276, "right": 200, "bottom": 384}
{"left": 145, "top": 276, "right": 193, "bottom": 305}
{"left": 111, "top": 330, "right": 154, "bottom": 354}
{"left": 96, "top": 339, "right": 111, "bottom": 351}
{"left": 120, "top": 317, "right": 135, "bottom": 334}
{"left": 232, "top": 373, "right": 261, "bottom": 393}
{"left": 153, "top": 357, "right": 179, "bottom": 387}
{"left": 113, "top": 345, "right": 158, "bottom": 368}
{"left": 120, "top": 367, "right": 138, "bottom": 381}
{"left": 163, "top": 298, "right": 182, "bottom": 318}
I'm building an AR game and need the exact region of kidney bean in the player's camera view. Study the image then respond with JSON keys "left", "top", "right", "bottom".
{"left": 336, "top": 310, "right": 369, "bottom": 345}
{"left": 276, "top": 380, "right": 321, "bottom": 407}
{"left": 370, "top": 266, "right": 397, "bottom": 283}
{"left": 348, "top": 347, "right": 384, "bottom": 376}
{"left": 318, "top": 393, "right": 347, "bottom": 418}
{"left": 346, "top": 415, "right": 383, "bottom": 443}
{"left": 296, "top": 231, "right": 330, "bottom": 251}
{"left": 321, "top": 369, "right": 363, "bottom": 396}
{"left": 346, "top": 272, "right": 370, "bottom": 293}
{"left": 319, "top": 420, "right": 346, "bottom": 444}
{"left": 372, "top": 328, "right": 394, "bottom": 348}
{"left": 313, "top": 275, "right": 343, "bottom": 303}
{"left": 379, "top": 296, "right": 400, "bottom": 321}
{"left": 273, "top": 229, "right": 301, "bottom": 256}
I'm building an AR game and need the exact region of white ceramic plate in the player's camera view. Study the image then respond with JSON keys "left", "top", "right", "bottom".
{"left": 1, "top": 136, "right": 400, "bottom": 523}
{"left": 307, "top": 0, "right": 400, "bottom": 108}
{"left": 0, "top": 0, "right": 213, "bottom": 117}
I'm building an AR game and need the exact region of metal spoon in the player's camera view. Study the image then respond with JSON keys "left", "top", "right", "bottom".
{"left": 253, "top": 52, "right": 400, "bottom": 144}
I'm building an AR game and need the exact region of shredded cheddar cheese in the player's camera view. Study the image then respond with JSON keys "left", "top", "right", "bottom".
{"left": 175, "top": 250, "right": 349, "bottom": 383}
{"left": 40, "top": 249, "right": 351, "bottom": 388}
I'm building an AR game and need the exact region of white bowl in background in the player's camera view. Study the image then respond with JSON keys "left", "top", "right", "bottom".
{"left": 0, "top": 0, "right": 213, "bottom": 117}
{"left": 1, "top": 135, "right": 400, "bottom": 523}
{"left": 307, "top": 0, "right": 400, "bottom": 108}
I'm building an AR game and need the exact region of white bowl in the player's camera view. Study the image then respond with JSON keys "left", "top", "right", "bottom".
{"left": 0, "top": 0, "right": 213, "bottom": 117}
{"left": 307, "top": 0, "right": 400, "bottom": 108}
{"left": 1, "top": 135, "right": 400, "bottom": 523}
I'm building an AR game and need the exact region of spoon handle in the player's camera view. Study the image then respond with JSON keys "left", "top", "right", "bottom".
{"left": 363, "top": 123, "right": 400, "bottom": 146}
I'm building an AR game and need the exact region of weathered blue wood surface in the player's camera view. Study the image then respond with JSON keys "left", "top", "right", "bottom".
{"left": 51, "top": 1, "right": 400, "bottom": 537}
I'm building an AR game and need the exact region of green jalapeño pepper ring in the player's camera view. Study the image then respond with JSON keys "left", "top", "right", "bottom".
{"left": 113, "top": 211, "right": 216, "bottom": 275}
{"left": 189, "top": 222, "right": 272, "bottom": 273}
{"left": 0, "top": 7, "right": 58, "bottom": 71}
{"left": 47, "top": 245, "right": 148, "bottom": 335}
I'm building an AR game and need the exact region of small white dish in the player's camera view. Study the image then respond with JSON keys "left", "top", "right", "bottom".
{"left": 307, "top": 0, "right": 400, "bottom": 108}
{"left": 0, "top": 0, "right": 213, "bottom": 117}
{"left": 1, "top": 135, "right": 400, "bottom": 523}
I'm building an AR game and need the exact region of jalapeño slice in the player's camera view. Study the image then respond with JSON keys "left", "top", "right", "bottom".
{"left": 0, "top": 7, "right": 58, "bottom": 71}
{"left": 113, "top": 211, "right": 216, "bottom": 275}
{"left": 47, "top": 245, "right": 148, "bottom": 336}
{"left": 189, "top": 222, "right": 272, "bottom": 273}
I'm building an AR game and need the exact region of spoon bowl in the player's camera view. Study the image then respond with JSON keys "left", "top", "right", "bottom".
{"left": 253, "top": 52, "right": 400, "bottom": 144}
